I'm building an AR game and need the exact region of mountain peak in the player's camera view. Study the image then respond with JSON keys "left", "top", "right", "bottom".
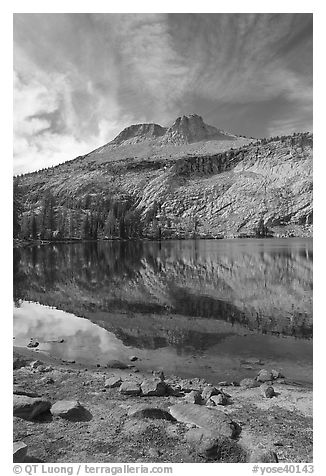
{"left": 161, "top": 114, "right": 236, "bottom": 145}
{"left": 110, "top": 123, "right": 167, "bottom": 146}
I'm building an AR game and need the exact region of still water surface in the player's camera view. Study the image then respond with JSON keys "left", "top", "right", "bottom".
{"left": 13, "top": 239, "right": 313, "bottom": 385}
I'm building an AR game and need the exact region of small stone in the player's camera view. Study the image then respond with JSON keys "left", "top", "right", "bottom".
{"left": 166, "top": 384, "right": 183, "bottom": 397}
{"left": 184, "top": 390, "right": 202, "bottom": 404}
{"left": 141, "top": 378, "right": 166, "bottom": 397}
{"left": 13, "top": 441, "right": 28, "bottom": 463}
{"left": 210, "top": 394, "right": 229, "bottom": 406}
{"left": 271, "top": 369, "right": 285, "bottom": 380}
{"left": 148, "top": 448, "right": 161, "bottom": 458}
{"left": 206, "top": 398, "right": 216, "bottom": 407}
{"left": 257, "top": 369, "right": 274, "bottom": 383}
{"left": 248, "top": 449, "right": 278, "bottom": 463}
{"left": 107, "top": 360, "right": 129, "bottom": 369}
{"left": 152, "top": 370, "right": 165, "bottom": 381}
{"left": 260, "top": 384, "right": 276, "bottom": 398}
{"left": 96, "top": 364, "right": 101, "bottom": 368}
{"left": 35, "top": 365, "right": 52, "bottom": 373}
{"left": 104, "top": 377, "right": 122, "bottom": 388}
{"left": 30, "top": 360, "right": 44, "bottom": 370}
{"left": 201, "top": 385, "right": 221, "bottom": 402}
{"left": 27, "top": 339, "right": 39, "bottom": 348}
{"left": 13, "top": 395, "right": 51, "bottom": 420}
{"left": 130, "top": 356, "right": 138, "bottom": 362}
{"left": 274, "top": 441, "right": 284, "bottom": 446}
{"left": 119, "top": 381, "right": 141, "bottom": 396}
{"left": 239, "top": 378, "right": 260, "bottom": 388}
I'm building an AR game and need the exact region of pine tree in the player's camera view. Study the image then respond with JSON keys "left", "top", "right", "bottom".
{"left": 31, "top": 214, "right": 38, "bottom": 239}
{"left": 13, "top": 179, "right": 23, "bottom": 238}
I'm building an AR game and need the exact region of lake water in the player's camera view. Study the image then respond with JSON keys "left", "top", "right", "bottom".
{"left": 13, "top": 238, "right": 313, "bottom": 386}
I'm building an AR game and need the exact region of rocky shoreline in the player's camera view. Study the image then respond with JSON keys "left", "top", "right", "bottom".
{"left": 13, "top": 347, "right": 313, "bottom": 464}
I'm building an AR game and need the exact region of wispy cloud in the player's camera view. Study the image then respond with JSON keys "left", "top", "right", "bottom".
{"left": 13, "top": 13, "right": 312, "bottom": 174}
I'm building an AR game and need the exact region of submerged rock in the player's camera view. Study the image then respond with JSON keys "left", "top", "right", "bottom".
{"left": 13, "top": 395, "right": 51, "bottom": 420}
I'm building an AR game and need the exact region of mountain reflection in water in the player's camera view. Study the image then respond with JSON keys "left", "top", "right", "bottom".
{"left": 13, "top": 239, "right": 312, "bottom": 384}
{"left": 14, "top": 239, "right": 312, "bottom": 339}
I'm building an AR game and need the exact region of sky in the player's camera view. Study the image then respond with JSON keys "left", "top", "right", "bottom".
{"left": 13, "top": 13, "right": 313, "bottom": 175}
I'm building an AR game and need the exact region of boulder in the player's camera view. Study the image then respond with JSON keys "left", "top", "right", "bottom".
{"left": 184, "top": 390, "right": 202, "bottom": 404}
{"left": 260, "top": 384, "right": 277, "bottom": 398}
{"left": 104, "top": 377, "right": 122, "bottom": 388}
{"left": 13, "top": 395, "right": 51, "bottom": 420}
{"left": 120, "top": 381, "right": 141, "bottom": 396}
{"left": 185, "top": 428, "right": 246, "bottom": 461}
{"left": 128, "top": 404, "right": 175, "bottom": 421}
{"left": 257, "top": 369, "right": 274, "bottom": 383}
{"left": 130, "top": 356, "right": 138, "bottom": 362}
{"left": 51, "top": 400, "right": 87, "bottom": 420}
{"left": 201, "top": 385, "right": 221, "bottom": 402}
{"left": 141, "top": 378, "right": 166, "bottom": 397}
{"left": 169, "top": 403, "right": 240, "bottom": 439}
{"left": 239, "top": 378, "right": 260, "bottom": 388}
{"left": 248, "top": 449, "right": 278, "bottom": 463}
{"left": 107, "top": 360, "right": 129, "bottom": 369}
{"left": 13, "top": 441, "right": 28, "bottom": 463}
{"left": 185, "top": 428, "right": 220, "bottom": 457}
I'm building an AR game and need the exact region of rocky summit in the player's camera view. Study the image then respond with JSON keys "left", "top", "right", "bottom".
{"left": 15, "top": 114, "right": 312, "bottom": 240}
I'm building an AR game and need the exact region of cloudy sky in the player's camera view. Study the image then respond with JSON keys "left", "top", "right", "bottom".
{"left": 13, "top": 13, "right": 313, "bottom": 175}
